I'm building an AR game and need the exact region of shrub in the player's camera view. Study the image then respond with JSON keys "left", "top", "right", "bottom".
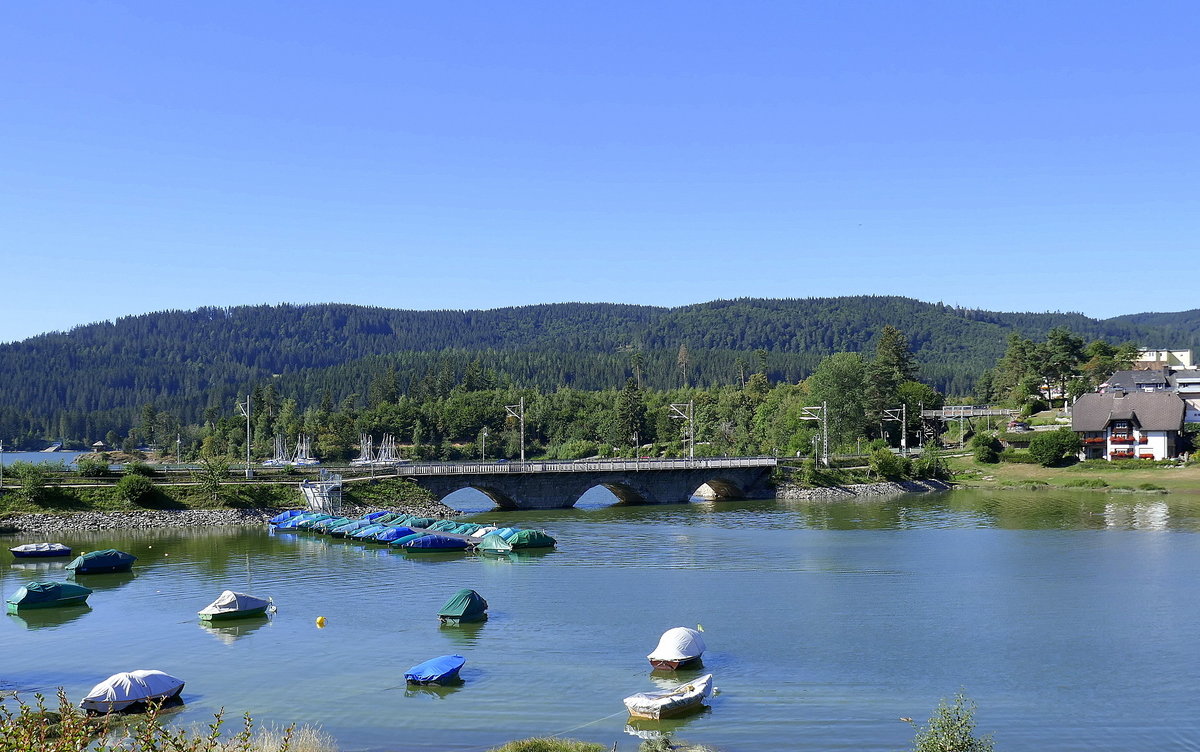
{"left": 123, "top": 460, "right": 157, "bottom": 477}
{"left": 912, "top": 446, "right": 950, "bottom": 480}
{"left": 908, "top": 691, "right": 994, "bottom": 752}
{"left": 487, "top": 739, "right": 606, "bottom": 752}
{"left": 1000, "top": 449, "right": 1040, "bottom": 464}
{"left": 1063, "top": 478, "right": 1108, "bottom": 488}
{"left": 7, "top": 461, "right": 55, "bottom": 505}
{"left": 113, "top": 474, "right": 156, "bottom": 506}
{"left": 869, "top": 447, "right": 911, "bottom": 479}
{"left": 0, "top": 689, "right": 315, "bottom": 752}
{"left": 75, "top": 457, "right": 113, "bottom": 478}
{"left": 1028, "top": 428, "right": 1082, "bottom": 467}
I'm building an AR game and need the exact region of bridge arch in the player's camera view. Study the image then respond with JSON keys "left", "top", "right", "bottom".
{"left": 692, "top": 476, "right": 747, "bottom": 500}
{"left": 434, "top": 484, "right": 519, "bottom": 511}
{"left": 572, "top": 481, "right": 651, "bottom": 507}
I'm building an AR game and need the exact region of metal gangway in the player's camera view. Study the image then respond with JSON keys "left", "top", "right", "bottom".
{"left": 300, "top": 470, "right": 343, "bottom": 514}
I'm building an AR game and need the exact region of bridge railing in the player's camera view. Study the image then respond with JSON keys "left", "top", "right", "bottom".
{"left": 390, "top": 456, "right": 778, "bottom": 476}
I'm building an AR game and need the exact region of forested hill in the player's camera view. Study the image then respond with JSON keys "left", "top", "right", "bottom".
{"left": 1, "top": 297, "right": 1196, "bottom": 438}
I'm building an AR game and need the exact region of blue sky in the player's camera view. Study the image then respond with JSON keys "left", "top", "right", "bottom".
{"left": 2, "top": 1, "right": 1196, "bottom": 343}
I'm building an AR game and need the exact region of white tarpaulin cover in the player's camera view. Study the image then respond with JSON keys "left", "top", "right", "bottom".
{"left": 198, "top": 590, "right": 270, "bottom": 616}
{"left": 80, "top": 670, "right": 185, "bottom": 711}
{"left": 647, "top": 627, "right": 706, "bottom": 662}
{"left": 469, "top": 526, "right": 499, "bottom": 539}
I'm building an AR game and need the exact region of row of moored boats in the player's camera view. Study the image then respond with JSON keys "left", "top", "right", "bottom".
{"left": 269, "top": 509, "right": 556, "bottom": 552}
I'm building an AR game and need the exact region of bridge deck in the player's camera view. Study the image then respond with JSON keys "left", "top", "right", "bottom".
{"left": 382, "top": 456, "right": 777, "bottom": 478}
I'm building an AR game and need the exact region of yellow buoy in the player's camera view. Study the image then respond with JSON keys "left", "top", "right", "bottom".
{"left": 315, "top": 616, "right": 326, "bottom": 628}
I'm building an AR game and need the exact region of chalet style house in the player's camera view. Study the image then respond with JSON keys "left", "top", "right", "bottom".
{"left": 1072, "top": 391, "right": 1186, "bottom": 461}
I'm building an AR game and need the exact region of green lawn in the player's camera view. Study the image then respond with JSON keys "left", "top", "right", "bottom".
{"left": 948, "top": 454, "right": 1200, "bottom": 493}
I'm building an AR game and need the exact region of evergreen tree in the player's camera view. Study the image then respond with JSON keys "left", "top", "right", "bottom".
{"left": 866, "top": 326, "right": 917, "bottom": 436}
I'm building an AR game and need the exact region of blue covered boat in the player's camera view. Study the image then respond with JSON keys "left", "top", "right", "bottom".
{"left": 10, "top": 543, "right": 73, "bottom": 559}
{"left": 268, "top": 510, "right": 305, "bottom": 525}
{"left": 66, "top": 549, "right": 136, "bottom": 574}
{"left": 360, "top": 510, "right": 391, "bottom": 522}
{"left": 404, "top": 654, "right": 466, "bottom": 684}
{"left": 374, "top": 526, "right": 415, "bottom": 543}
{"left": 400, "top": 535, "right": 470, "bottom": 553}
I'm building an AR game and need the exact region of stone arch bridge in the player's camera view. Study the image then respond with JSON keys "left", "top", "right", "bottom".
{"left": 351, "top": 457, "right": 777, "bottom": 510}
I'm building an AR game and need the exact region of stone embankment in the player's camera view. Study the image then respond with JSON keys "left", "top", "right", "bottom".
{"left": 775, "top": 479, "right": 953, "bottom": 501}
{"left": 2, "top": 500, "right": 461, "bottom": 534}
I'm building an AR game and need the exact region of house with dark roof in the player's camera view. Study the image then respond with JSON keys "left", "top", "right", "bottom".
{"left": 1169, "top": 370, "right": 1200, "bottom": 424}
{"left": 1100, "top": 368, "right": 1172, "bottom": 393}
{"left": 1071, "top": 390, "right": 1186, "bottom": 461}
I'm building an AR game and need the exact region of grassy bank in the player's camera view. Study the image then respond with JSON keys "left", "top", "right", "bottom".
{"left": 0, "top": 477, "right": 435, "bottom": 517}
{"left": 948, "top": 455, "right": 1200, "bottom": 493}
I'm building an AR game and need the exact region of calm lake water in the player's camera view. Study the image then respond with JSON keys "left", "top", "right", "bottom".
{"left": 3, "top": 489, "right": 1199, "bottom": 752}
{"left": 0, "top": 451, "right": 86, "bottom": 467}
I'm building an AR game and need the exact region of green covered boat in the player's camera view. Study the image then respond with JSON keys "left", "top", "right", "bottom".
{"left": 438, "top": 588, "right": 488, "bottom": 623}
{"left": 6, "top": 581, "right": 93, "bottom": 612}
{"left": 506, "top": 529, "right": 557, "bottom": 550}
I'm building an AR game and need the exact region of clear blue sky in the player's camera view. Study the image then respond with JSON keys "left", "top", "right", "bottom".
{"left": 2, "top": 1, "right": 1197, "bottom": 343}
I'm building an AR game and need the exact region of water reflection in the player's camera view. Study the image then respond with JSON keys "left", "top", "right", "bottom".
{"left": 9, "top": 560, "right": 69, "bottom": 574}
{"left": 7, "top": 604, "right": 92, "bottom": 630}
{"left": 402, "top": 682, "right": 464, "bottom": 700}
{"left": 623, "top": 706, "right": 712, "bottom": 739}
{"left": 1104, "top": 500, "right": 1171, "bottom": 529}
{"left": 70, "top": 571, "right": 136, "bottom": 591}
{"left": 199, "top": 616, "right": 271, "bottom": 645}
{"left": 438, "top": 620, "right": 486, "bottom": 647}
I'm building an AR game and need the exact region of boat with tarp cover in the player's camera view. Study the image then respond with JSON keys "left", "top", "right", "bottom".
{"left": 404, "top": 654, "right": 466, "bottom": 684}
{"left": 438, "top": 589, "right": 488, "bottom": 623}
{"left": 10, "top": 543, "right": 72, "bottom": 559}
{"left": 623, "top": 673, "right": 713, "bottom": 720}
{"left": 647, "top": 627, "right": 706, "bottom": 670}
{"left": 6, "top": 581, "right": 93, "bottom": 612}
{"left": 80, "top": 670, "right": 185, "bottom": 713}
{"left": 198, "top": 590, "right": 273, "bottom": 621}
{"left": 67, "top": 549, "right": 136, "bottom": 575}
{"left": 401, "top": 534, "right": 470, "bottom": 553}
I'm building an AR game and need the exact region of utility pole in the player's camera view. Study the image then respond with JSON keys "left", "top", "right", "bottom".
{"left": 235, "top": 396, "right": 252, "bottom": 479}
{"left": 505, "top": 397, "right": 525, "bottom": 463}
{"left": 669, "top": 401, "right": 695, "bottom": 459}
{"left": 799, "top": 402, "right": 829, "bottom": 466}
{"left": 481, "top": 426, "right": 488, "bottom": 462}
{"left": 881, "top": 404, "right": 908, "bottom": 456}
{"left": 0, "top": 439, "right": 4, "bottom": 490}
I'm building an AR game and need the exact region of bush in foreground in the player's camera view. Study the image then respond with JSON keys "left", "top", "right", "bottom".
{"left": 486, "top": 739, "right": 606, "bottom": 752}
{"left": 0, "top": 690, "right": 334, "bottom": 752}
{"left": 909, "top": 692, "right": 994, "bottom": 752}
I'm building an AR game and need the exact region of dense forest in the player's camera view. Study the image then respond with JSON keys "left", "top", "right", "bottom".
{"left": 0, "top": 297, "right": 1194, "bottom": 452}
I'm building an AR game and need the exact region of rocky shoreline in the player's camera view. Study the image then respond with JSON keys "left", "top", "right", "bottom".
{"left": 0, "top": 500, "right": 462, "bottom": 535}
{"left": 774, "top": 478, "right": 953, "bottom": 501}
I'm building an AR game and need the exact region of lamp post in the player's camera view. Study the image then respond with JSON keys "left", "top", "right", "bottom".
{"left": 481, "top": 426, "right": 488, "bottom": 462}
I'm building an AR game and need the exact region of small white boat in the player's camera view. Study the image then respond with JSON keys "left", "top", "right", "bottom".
{"left": 80, "top": 670, "right": 185, "bottom": 713}
{"left": 647, "top": 626, "right": 706, "bottom": 670}
{"left": 197, "top": 590, "right": 273, "bottom": 621}
{"left": 623, "top": 673, "right": 713, "bottom": 719}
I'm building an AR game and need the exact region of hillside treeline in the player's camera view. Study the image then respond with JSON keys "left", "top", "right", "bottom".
{"left": 0, "top": 297, "right": 1192, "bottom": 449}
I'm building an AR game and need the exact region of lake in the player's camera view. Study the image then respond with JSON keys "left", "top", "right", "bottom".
{"left": 0, "top": 451, "right": 87, "bottom": 467}
{"left": 2, "top": 489, "right": 1199, "bottom": 751}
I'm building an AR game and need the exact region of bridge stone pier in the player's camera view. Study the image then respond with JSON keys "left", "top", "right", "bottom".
{"left": 379, "top": 457, "right": 777, "bottom": 510}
